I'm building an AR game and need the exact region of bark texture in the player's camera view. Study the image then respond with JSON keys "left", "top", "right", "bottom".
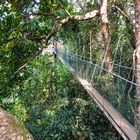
{"left": 0, "top": 107, "right": 33, "bottom": 140}
{"left": 100, "top": 0, "right": 112, "bottom": 72}
{"left": 134, "top": 0, "right": 140, "bottom": 131}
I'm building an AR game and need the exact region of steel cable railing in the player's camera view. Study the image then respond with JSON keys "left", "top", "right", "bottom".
{"left": 58, "top": 49, "right": 137, "bottom": 128}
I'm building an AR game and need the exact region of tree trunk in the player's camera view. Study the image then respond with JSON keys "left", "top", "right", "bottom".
{"left": 0, "top": 107, "right": 33, "bottom": 140}
{"left": 100, "top": 0, "right": 112, "bottom": 72}
{"left": 134, "top": 0, "right": 140, "bottom": 131}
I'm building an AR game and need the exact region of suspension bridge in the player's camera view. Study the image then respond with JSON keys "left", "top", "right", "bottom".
{"left": 57, "top": 49, "right": 138, "bottom": 140}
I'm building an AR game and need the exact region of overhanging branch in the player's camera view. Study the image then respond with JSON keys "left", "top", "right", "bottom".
{"left": 44, "top": 10, "right": 100, "bottom": 41}
{"left": 2, "top": 9, "right": 99, "bottom": 81}
{"left": 29, "top": 10, "right": 99, "bottom": 44}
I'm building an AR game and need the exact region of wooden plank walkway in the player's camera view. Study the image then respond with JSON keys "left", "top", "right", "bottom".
{"left": 58, "top": 56, "right": 138, "bottom": 140}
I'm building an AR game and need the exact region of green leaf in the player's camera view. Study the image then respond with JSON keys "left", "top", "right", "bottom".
{"left": 2, "top": 4, "right": 5, "bottom": 12}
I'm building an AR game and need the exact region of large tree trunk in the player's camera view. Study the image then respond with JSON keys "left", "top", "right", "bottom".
{"left": 100, "top": 0, "right": 112, "bottom": 72}
{"left": 0, "top": 107, "right": 33, "bottom": 140}
{"left": 134, "top": 0, "right": 140, "bottom": 131}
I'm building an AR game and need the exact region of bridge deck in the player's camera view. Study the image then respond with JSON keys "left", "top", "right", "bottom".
{"left": 58, "top": 56, "right": 138, "bottom": 140}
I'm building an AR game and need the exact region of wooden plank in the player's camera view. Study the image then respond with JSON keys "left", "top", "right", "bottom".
{"left": 58, "top": 56, "right": 138, "bottom": 140}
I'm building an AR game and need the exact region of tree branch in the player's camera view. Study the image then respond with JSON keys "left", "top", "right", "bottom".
{"left": 112, "top": 5, "right": 132, "bottom": 24}
{"left": 29, "top": 10, "right": 99, "bottom": 43}
{"left": 1, "top": 9, "right": 99, "bottom": 82}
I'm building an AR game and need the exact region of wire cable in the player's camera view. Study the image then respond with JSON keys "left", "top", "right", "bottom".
{"left": 58, "top": 51, "right": 140, "bottom": 87}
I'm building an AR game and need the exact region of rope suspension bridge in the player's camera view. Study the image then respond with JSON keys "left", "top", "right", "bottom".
{"left": 57, "top": 48, "right": 138, "bottom": 140}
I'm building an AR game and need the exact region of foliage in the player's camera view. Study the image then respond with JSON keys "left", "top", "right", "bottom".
{"left": 0, "top": 0, "right": 135, "bottom": 139}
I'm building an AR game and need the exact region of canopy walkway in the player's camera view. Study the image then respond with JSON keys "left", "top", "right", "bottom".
{"left": 57, "top": 49, "right": 138, "bottom": 140}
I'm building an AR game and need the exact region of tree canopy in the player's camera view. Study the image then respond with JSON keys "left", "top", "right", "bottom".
{"left": 1, "top": 0, "right": 140, "bottom": 139}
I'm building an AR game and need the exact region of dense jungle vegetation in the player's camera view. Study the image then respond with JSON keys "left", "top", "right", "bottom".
{"left": 0, "top": 0, "right": 140, "bottom": 139}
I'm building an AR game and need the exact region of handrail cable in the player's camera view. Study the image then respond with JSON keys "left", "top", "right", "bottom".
{"left": 60, "top": 52, "right": 140, "bottom": 87}
{"left": 64, "top": 51, "right": 138, "bottom": 72}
